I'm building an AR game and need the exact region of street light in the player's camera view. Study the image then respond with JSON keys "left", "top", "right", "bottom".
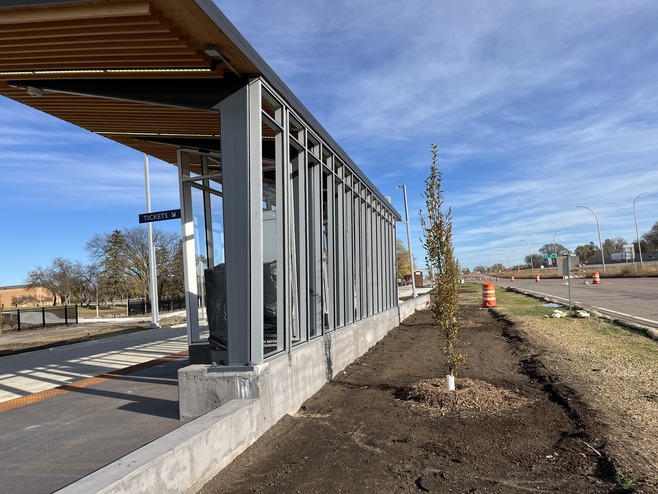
{"left": 553, "top": 230, "right": 561, "bottom": 255}
{"left": 518, "top": 240, "right": 534, "bottom": 273}
{"left": 633, "top": 193, "right": 648, "bottom": 267}
{"left": 396, "top": 184, "right": 417, "bottom": 298}
{"left": 574, "top": 205, "right": 606, "bottom": 273}
{"left": 144, "top": 154, "right": 160, "bottom": 328}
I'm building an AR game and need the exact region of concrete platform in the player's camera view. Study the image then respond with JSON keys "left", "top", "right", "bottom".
{"left": 0, "top": 354, "right": 189, "bottom": 493}
{"left": 0, "top": 295, "right": 430, "bottom": 494}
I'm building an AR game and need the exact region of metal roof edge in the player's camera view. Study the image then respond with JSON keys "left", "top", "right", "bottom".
{"left": 194, "top": 0, "right": 400, "bottom": 218}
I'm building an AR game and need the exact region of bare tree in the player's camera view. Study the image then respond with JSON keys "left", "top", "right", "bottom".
{"left": 602, "top": 236, "right": 627, "bottom": 258}
{"left": 642, "top": 222, "right": 658, "bottom": 251}
{"left": 86, "top": 227, "right": 182, "bottom": 301}
{"left": 26, "top": 258, "right": 86, "bottom": 305}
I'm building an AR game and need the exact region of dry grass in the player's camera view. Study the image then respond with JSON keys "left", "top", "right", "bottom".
{"left": 491, "top": 287, "right": 658, "bottom": 489}
{"left": 483, "top": 261, "right": 658, "bottom": 280}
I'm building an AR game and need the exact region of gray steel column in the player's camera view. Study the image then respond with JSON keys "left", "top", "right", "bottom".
{"left": 217, "top": 79, "right": 264, "bottom": 366}
{"left": 177, "top": 150, "right": 200, "bottom": 344}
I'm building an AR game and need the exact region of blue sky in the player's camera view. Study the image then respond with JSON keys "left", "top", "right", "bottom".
{"left": 2, "top": 1, "right": 658, "bottom": 285}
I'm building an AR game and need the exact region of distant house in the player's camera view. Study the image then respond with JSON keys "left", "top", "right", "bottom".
{"left": 0, "top": 285, "right": 53, "bottom": 309}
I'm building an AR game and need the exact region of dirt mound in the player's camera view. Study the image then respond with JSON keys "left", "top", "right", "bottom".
{"left": 398, "top": 377, "right": 533, "bottom": 416}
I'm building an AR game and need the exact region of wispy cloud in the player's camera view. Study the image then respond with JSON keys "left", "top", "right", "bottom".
{"left": 3, "top": 0, "right": 658, "bottom": 283}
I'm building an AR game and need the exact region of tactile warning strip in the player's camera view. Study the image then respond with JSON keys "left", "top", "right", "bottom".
{"left": 0, "top": 350, "right": 188, "bottom": 414}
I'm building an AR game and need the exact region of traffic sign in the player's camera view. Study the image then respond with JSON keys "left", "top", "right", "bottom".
{"left": 541, "top": 253, "right": 557, "bottom": 259}
{"left": 138, "top": 208, "right": 181, "bottom": 224}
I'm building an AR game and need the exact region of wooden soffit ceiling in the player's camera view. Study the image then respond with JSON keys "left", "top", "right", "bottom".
{"left": 0, "top": 0, "right": 262, "bottom": 164}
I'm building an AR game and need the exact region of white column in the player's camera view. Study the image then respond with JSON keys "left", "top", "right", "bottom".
{"left": 144, "top": 154, "right": 160, "bottom": 329}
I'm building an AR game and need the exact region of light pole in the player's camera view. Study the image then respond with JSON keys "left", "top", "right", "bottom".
{"left": 633, "top": 192, "right": 648, "bottom": 267}
{"left": 518, "top": 240, "right": 534, "bottom": 273}
{"left": 144, "top": 154, "right": 160, "bottom": 328}
{"left": 396, "top": 184, "right": 417, "bottom": 298}
{"left": 574, "top": 205, "right": 606, "bottom": 273}
{"left": 553, "top": 229, "right": 561, "bottom": 255}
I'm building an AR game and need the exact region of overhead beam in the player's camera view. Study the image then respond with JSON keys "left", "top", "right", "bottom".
{"left": 9, "top": 76, "right": 247, "bottom": 110}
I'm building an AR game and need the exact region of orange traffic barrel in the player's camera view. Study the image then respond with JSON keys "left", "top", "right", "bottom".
{"left": 482, "top": 282, "right": 496, "bottom": 307}
{"left": 535, "top": 274, "right": 540, "bottom": 283}
{"left": 592, "top": 272, "right": 600, "bottom": 284}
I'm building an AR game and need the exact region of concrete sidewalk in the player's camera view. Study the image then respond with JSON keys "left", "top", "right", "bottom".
{"left": 0, "top": 321, "right": 193, "bottom": 493}
{"left": 0, "top": 326, "right": 188, "bottom": 404}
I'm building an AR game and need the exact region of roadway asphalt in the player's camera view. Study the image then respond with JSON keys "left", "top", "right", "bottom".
{"left": 491, "top": 276, "right": 658, "bottom": 328}
{"left": 0, "top": 325, "right": 191, "bottom": 494}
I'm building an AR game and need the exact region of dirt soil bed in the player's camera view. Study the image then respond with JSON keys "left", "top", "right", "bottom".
{"left": 199, "top": 305, "right": 639, "bottom": 494}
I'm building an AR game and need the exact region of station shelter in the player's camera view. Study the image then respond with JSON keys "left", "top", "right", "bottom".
{"left": 0, "top": 0, "right": 416, "bottom": 424}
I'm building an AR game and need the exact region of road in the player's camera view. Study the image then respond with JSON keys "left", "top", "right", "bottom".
{"left": 491, "top": 277, "right": 658, "bottom": 328}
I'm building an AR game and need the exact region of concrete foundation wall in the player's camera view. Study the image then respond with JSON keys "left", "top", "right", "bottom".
{"left": 399, "top": 292, "right": 431, "bottom": 321}
{"left": 58, "top": 399, "right": 261, "bottom": 494}
{"left": 179, "top": 306, "right": 401, "bottom": 421}
{"left": 58, "top": 299, "right": 430, "bottom": 494}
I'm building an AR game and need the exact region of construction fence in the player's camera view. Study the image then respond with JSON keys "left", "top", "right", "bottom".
{"left": 1, "top": 305, "right": 78, "bottom": 332}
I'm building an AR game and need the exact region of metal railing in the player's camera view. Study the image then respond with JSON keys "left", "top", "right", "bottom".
{"left": 1, "top": 305, "right": 78, "bottom": 332}
{"left": 127, "top": 297, "right": 185, "bottom": 316}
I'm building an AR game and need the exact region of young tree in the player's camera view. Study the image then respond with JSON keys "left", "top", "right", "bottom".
{"left": 420, "top": 144, "right": 466, "bottom": 390}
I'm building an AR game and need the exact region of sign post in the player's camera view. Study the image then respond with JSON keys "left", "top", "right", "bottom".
{"left": 557, "top": 255, "right": 580, "bottom": 312}
{"left": 143, "top": 155, "right": 160, "bottom": 329}
{"left": 138, "top": 203, "right": 182, "bottom": 328}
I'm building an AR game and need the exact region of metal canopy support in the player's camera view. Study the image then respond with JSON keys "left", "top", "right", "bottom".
{"left": 178, "top": 150, "right": 200, "bottom": 345}
{"left": 216, "top": 79, "right": 263, "bottom": 366}
{"left": 9, "top": 77, "right": 247, "bottom": 111}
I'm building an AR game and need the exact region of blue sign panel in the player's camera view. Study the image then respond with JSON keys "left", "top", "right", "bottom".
{"left": 138, "top": 209, "right": 182, "bottom": 224}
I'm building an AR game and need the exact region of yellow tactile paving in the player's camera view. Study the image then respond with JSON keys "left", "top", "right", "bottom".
{"left": 0, "top": 350, "right": 188, "bottom": 414}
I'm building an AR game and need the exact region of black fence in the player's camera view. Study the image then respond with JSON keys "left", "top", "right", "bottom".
{"left": 1, "top": 305, "right": 78, "bottom": 332}
{"left": 127, "top": 297, "right": 185, "bottom": 316}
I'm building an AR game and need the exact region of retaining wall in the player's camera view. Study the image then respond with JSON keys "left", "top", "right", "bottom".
{"left": 57, "top": 294, "right": 430, "bottom": 494}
